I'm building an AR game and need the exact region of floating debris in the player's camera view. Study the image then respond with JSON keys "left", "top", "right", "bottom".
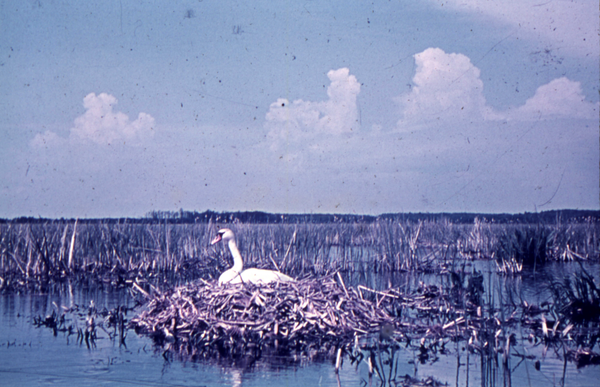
{"left": 33, "top": 301, "right": 131, "bottom": 349}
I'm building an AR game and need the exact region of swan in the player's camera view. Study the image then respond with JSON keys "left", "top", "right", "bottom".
{"left": 211, "top": 228, "right": 294, "bottom": 285}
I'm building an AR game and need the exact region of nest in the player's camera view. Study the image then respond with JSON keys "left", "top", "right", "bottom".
{"left": 135, "top": 271, "right": 600, "bottom": 368}
{"left": 130, "top": 274, "right": 395, "bottom": 360}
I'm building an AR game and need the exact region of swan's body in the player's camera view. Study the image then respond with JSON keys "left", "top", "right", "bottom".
{"left": 211, "top": 228, "right": 294, "bottom": 285}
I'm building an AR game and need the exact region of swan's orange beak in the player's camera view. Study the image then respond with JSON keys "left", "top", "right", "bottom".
{"left": 210, "top": 234, "right": 222, "bottom": 245}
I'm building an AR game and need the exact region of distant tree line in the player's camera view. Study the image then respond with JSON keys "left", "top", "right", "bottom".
{"left": 2, "top": 209, "right": 598, "bottom": 225}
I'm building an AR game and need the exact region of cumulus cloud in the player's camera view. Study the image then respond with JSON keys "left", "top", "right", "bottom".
{"left": 510, "top": 77, "right": 599, "bottom": 120}
{"left": 266, "top": 68, "right": 361, "bottom": 151}
{"left": 31, "top": 93, "right": 155, "bottom": 149}
{"left": 396, "top": 48, "right": 499, "bottom": 127}
{"left": 396, "top": 48, "right": 597, "bottom": 127}
{"left": 70, "top": 93, "right": 155, "bottom": 145}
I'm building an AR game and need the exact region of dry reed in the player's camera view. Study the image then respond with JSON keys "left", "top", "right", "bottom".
{"left": 1, "top": 217, "right": 598, "bottom": 291}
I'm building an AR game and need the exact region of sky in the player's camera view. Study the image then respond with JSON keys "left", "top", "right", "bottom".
{"left": 0, "top": 0, "right": 598, "bottom": 218}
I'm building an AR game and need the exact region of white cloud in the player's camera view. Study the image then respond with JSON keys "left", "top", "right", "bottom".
{"left": 322, "top": 68, "right": 362, "bottom": 133}
{"left": 70, "top": 93, "right": 155, "bottom": 145}
{"left": 396, "top": 48, "right": 598, "bottom": 127}
{"left": 266, "top": 68, "right": 361, "bottom": 152}
{"left": 396, "top": 48, "right": 499, "bottom": 127}
{"left": 510, "top": 77, "right": 599, "bottom": 120}
{"left": 30, "top": 93, "right": 155, "bottom": 149}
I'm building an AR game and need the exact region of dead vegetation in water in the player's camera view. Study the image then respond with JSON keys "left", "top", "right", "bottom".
{"left": 130, "top": 271, "right": 502, "bottom": 363}
{"left": 504, "top": 269, "right": 600, "bottom": 372}
{"left": 26, "top": 266, "right": 600, "bottom": 382}
{"left": 129, "top": 268, "right": 600, "bottom": 373}
{"left": 33, "top": 301, "right": 131, "bottom": 349}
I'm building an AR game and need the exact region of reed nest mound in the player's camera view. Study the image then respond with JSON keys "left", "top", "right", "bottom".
{"left": 130, "top": 272, "right": 504, "bottom": 362}
{"left": 117, "top": 268, "right": 600, "bottom": 370}
{"left": 131, "top": 275, "right": 399, "bottom": 359}
{"left": 130, "top": 270, "right": 600, "bottom": 367}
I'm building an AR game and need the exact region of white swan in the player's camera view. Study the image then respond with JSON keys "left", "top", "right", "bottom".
{"left": 211, "top": 228, "right": 294, "bottom": 285}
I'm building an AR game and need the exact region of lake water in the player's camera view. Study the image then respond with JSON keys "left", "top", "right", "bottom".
{"left": 1, "top": 264, "right": 598, "bottom": 386}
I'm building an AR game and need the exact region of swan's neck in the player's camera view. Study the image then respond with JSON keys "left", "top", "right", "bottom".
{"left": 227, "top": 239, "right": 244, "bottom": 273}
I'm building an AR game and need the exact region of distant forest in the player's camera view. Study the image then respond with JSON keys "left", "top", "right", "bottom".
{"left": 3, "top": 209, "right": 599, "bottom": 225}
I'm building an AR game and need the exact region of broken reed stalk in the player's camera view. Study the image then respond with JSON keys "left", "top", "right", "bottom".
{"left": 68, "top": 219, "right": 78, "bottom": 271}
{"left": 335, "top": 347, "right": 342, "bottom": 373}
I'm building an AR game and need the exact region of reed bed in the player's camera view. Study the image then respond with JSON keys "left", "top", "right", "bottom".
{"left": 1, "top": 217, "right": 598, "bottom": 290}
{"left": 0, "top": 220, "right": 215, "bottom": 290}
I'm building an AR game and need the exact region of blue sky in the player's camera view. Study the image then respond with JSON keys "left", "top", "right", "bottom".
{"left": 1, "top": 0, "right": 598, "bottom": 218}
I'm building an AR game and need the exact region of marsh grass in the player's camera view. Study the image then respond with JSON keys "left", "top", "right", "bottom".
{"left": 548, "top": 269, "right": 600, "bottom": 326}
{"left": 0, "top": 220, "right": 217, "bottom": 290}
{"left": 495, "top": 220, "right": 599, "bottom": 274}
{"left": 1, "top": 217, "right": 598, "bottom": 290}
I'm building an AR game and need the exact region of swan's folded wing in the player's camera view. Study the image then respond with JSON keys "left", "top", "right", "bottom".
{"left": 241, "top": 268, "right": 294, "bottom": 284}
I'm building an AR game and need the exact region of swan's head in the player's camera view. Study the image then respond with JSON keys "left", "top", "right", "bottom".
{"left": 211, "top": 228, "right": 235, "bottom": 245}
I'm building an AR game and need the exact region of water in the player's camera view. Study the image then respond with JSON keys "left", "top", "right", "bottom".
{"left": 1, "top": 265, "right": 599, "bottom": 386}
